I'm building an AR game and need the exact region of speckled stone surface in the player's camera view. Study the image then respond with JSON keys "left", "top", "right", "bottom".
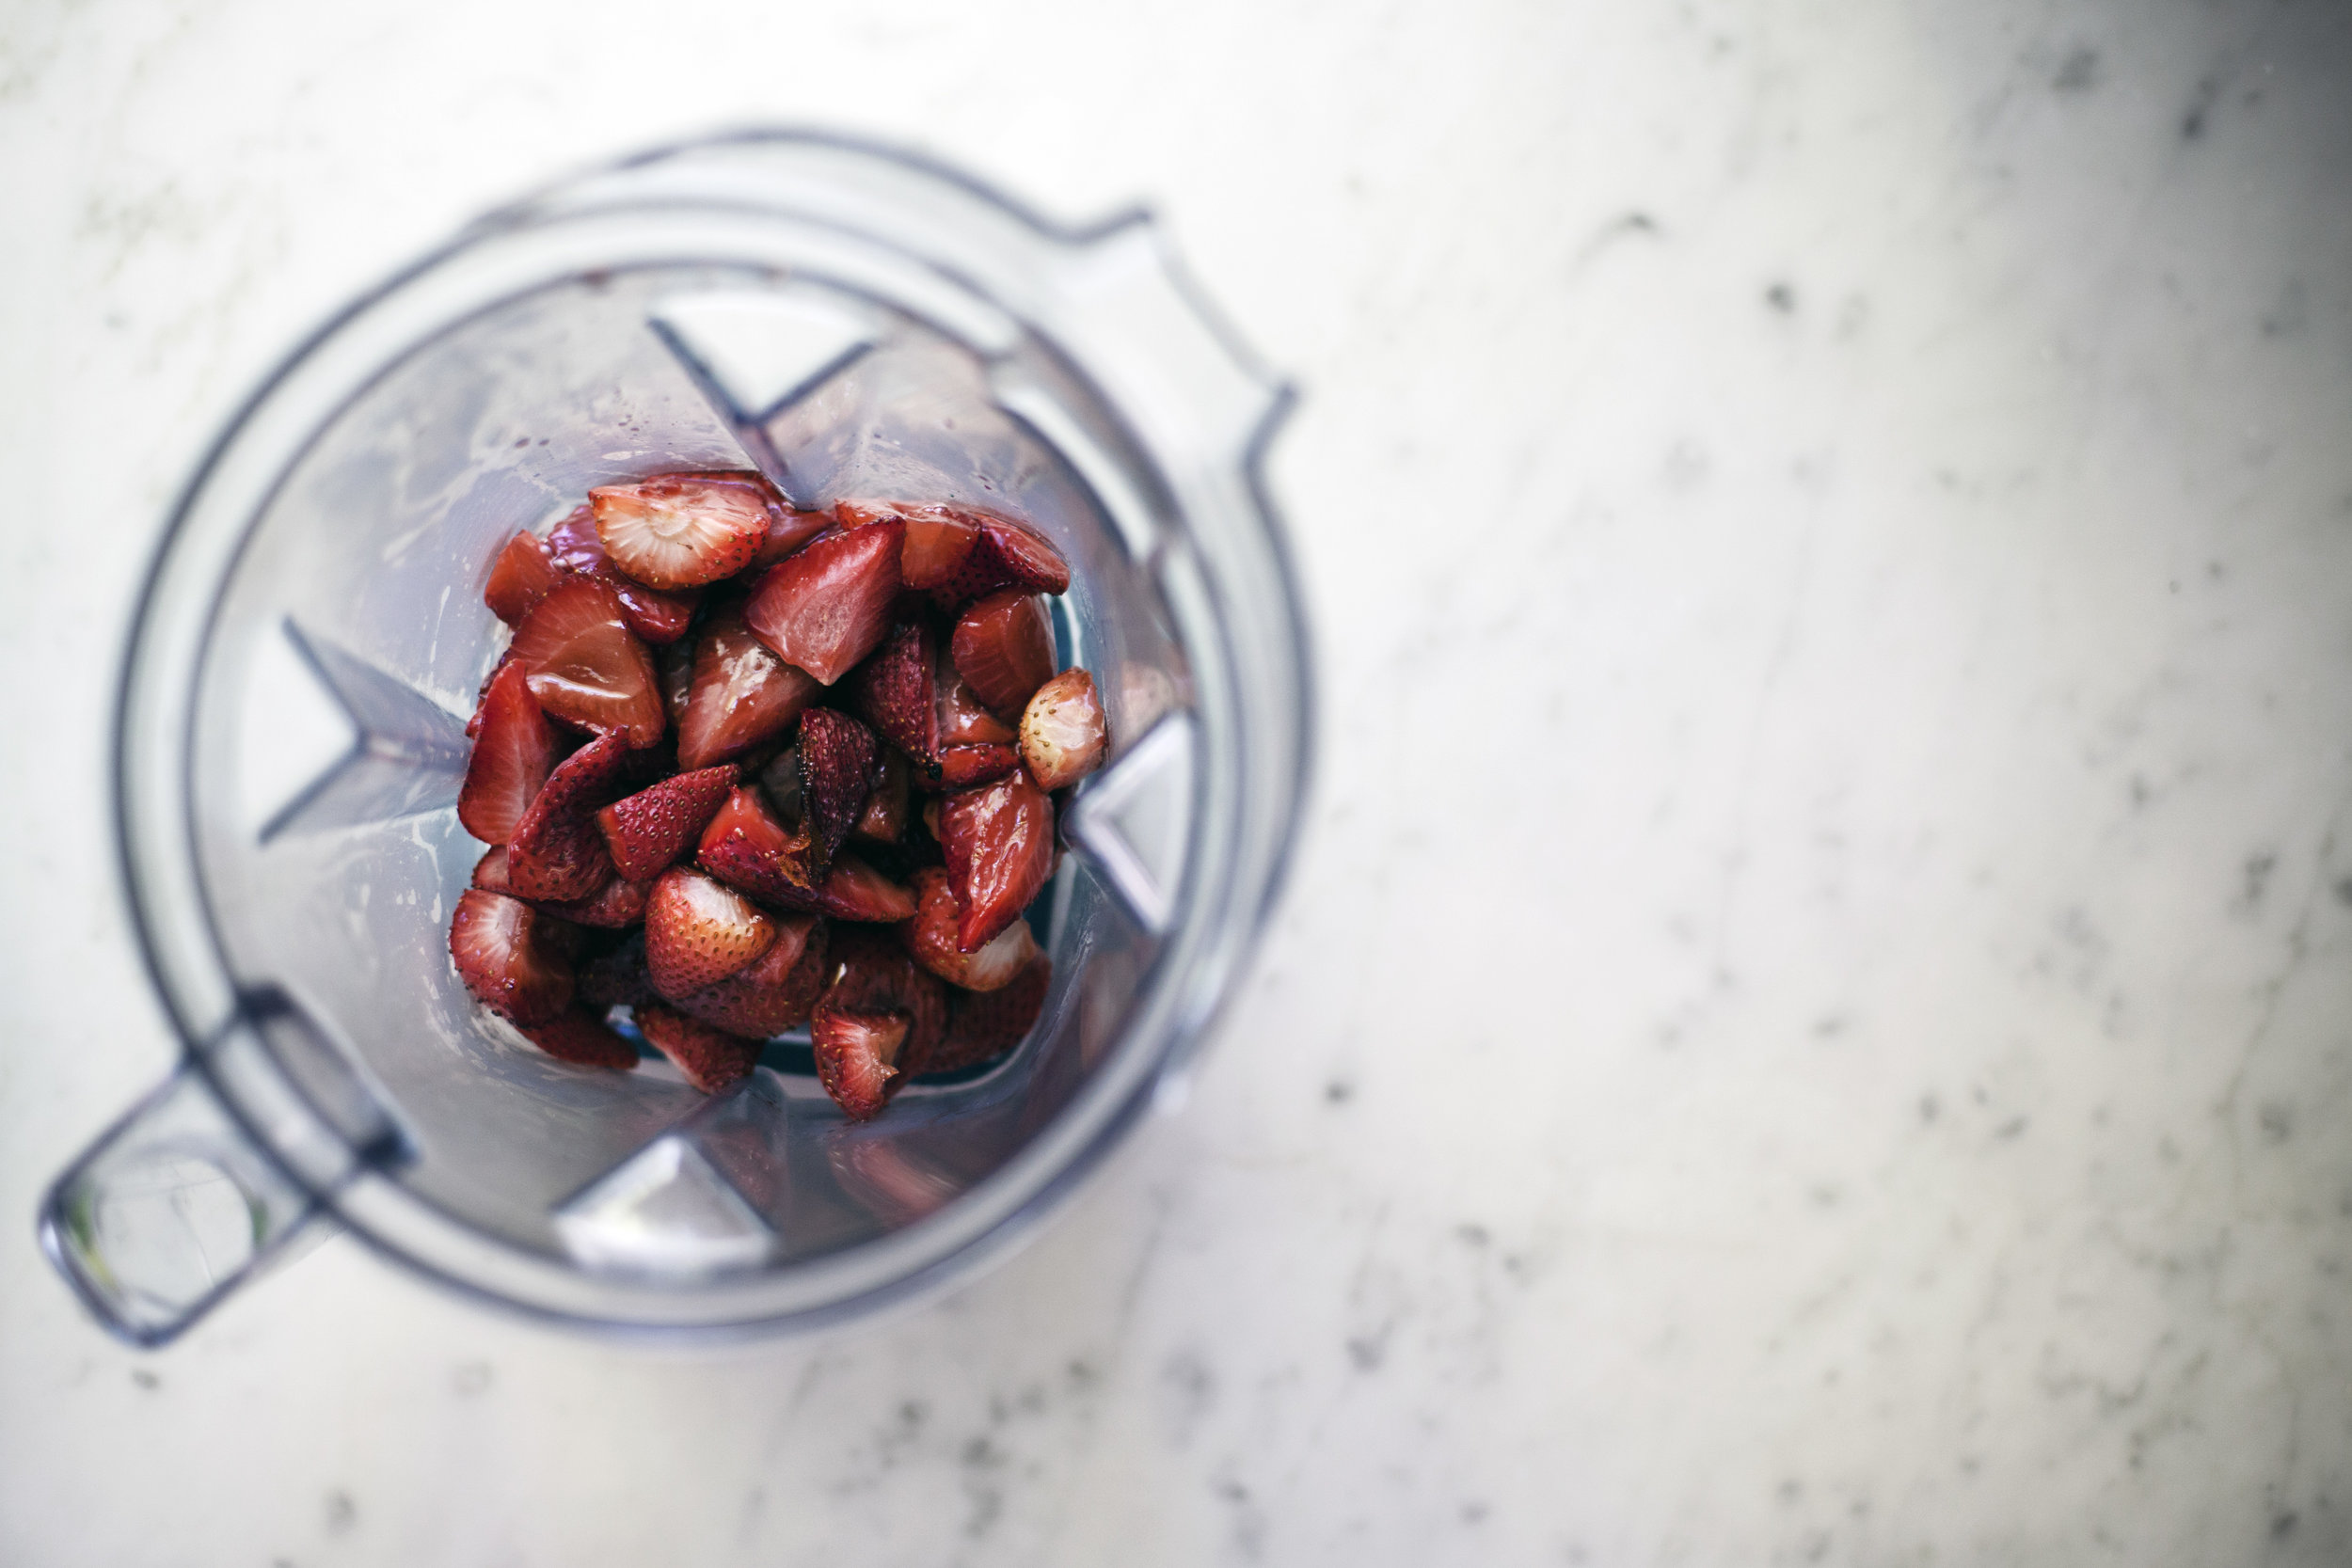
{"left": 5, "top": 1, "right": 2352, "bottom": 1562}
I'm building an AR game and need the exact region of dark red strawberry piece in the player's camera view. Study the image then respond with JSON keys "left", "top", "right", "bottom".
{"left": 811, "top": 1010, "right": 909, "bottom": 1120}
{"left": 938, "top": 656, "right": 1016, "bottom": 747}
{"left": 939, "top": 744, "right": 1020, "bottom": 788}
{"left": 635, "top": 1004, "right": 762, "bottom": 1094}
{"left": 696, "top": 784, "right": 806, "bottom": 905}
{"left": 457, "top": 660, "right": 557, "bottom": 845}
{"left": 450, "top": 889, "right": 574, "bottom": 1025}
{"left": 579, "top": 929, "right": 656, "bottom": 1008}
{"left": 675, "top": 605, "right": 820, "bottom": 770}
{"left": 810, "top": 851, "right": 920, "bottom": 923}
{"left": 939, "top": 774, "right": 1056, "bottom": 952}
{"left": 675, "top": 914, "right": 826, "bottom": 1038}
{"left": 899, "top": 865, "right": 1040, "bottom": 991}
{"left": 810, "top": 926, "right": 949, "bottom": 1118}
{"left": 509, "top": 577, "right": 666, "bottom": 747}
{"left": 485, "top": 530, "right": 561, "bottom": 626}
{"left": 470, "top": 845, "right": 516, "bottom": 895}
{"left": 919, "top": 954, "right": 1052, "bottom": 1076}
{"left": 797, "top": 708, "right": 881, "bottom": 871}
{"left": 596, "top": 765, "right": 739, "bottom": 883}
{"left": 755, "top": 503, "right": 834, "bottom": 568}
{"left": 644, "top": 865, "right": 778, "bottom": 999}
{"left": 588, "top": 471, "right": 778, "bottom": 591}
{"left": 540, "top": 873, "right": 651, "bottom": 929}
{"left": 546, "top": 504, "right": 701, "bottom": 644}
{"left": 1020, "top": 668, "right": 1108, "bottom": 791}
{"left": 742, "top": 520, "right": 903, "bottom": 684}
{"left": 835, "top": 499, "right": 1069, "bottom": 607}
{"left": 516, "top": 1006, "right": 640, "bottom": 1069}
{"left": 855, "top": 750, "right": 910, "bottom": 844}
{"left": 951, "top": 591, "right": 1055, "bottom": 718}
{"left": 849, "top": 618, "right": 940, "bottom": 782}
{"left": 505, "top": 732, "right": 642, "bottom": 901}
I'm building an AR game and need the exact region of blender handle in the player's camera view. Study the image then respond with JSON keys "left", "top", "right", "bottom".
{"left": 37, "top": 1063, "right": 328, "bottom": 1348}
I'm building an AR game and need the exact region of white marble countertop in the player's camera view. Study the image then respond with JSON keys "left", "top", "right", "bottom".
{"left": 6, "top": 1, "right": 2352, "bottom": 1562}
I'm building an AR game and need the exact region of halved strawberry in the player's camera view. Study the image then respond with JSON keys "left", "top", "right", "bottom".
{"left": 811, "top": 1010, "right": 909, "bottom": 1120}
{"left": 675, "top": 914, "right": 826, "bottom": 1037}
{"left": 485, "top": 530, "right": 561, "bottom": 626}
{"left": 506, "top": 732, "right": 642, "bottom": 902}
{"left": 797, "top": 708, "right": 881, "bottom": 871}
{"left": 588, "top": 471, "right": 777, "bottom": 590}
{"left": 635, "top": 1004, "right": 762, "bottom": 1095}
{"left": 596, "top": 765, "right": 739, "bottom": 883}
{"left": 900, "top": 865, "right": 1040, "bottom": 991}
{"left": 742, "top": 520, "right": 903, "bottom": 684}
{"left": 450, "top": 889, "right": 574, "bottom": 1025}
{"left": 939, "top": 745, "right": 1020, "bottom": 788}
{"left": 510, "top": 578, "right": 666, "bottom": 747}
{"left": 644, "top": 865, "right": 778, "bottom": 999}
{"left": 920, "top": 954, "right": 1052, "bottom": 1076}
{"left": 457, "top": 660, "right": 557, "bottom": 845}
{"left": 579, "top": 929, "right": 656, "bottom": 1008}
{"left": 939, "top": 774, "right": 1056, "bottom": 952}
{"left": 855, "top": 750, "right": 909, "bottom": 843}
{"left": 540, "top": 873, "right": 651, "bottom": 929}
{"left": 951, "top": 591, "right": 1055, "bottom": 718}
{"left": 517, "top": 1006, "right": 640, "bottom": 1069}
{"left": 546, "top": 504, "right": 701, "bottom": 644}
{"left": 755, "top": 504, "right": 834, "bottom": 568}
{"left": 1020, "top": 668, "right": 1108, "bottom": 791}
{"left": 850, "top": 618, "right": 940, "bottom": 781}
{"left": 675, "top": 605, "right": 820, "bottom": 770}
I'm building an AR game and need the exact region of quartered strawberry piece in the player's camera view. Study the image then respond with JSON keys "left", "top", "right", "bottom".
{"left": 546, "top": 504, "right": 701, "bottom": 644}
{"left": 696, "top": 784, "right": 804, "bottom": 905}
{"left": 589, "top": 471, "right": 779, "bottom": 591}
{"left": 741, "top": 520, "right": 903, "bottom": 684}
{"left": 539, "top": 872, "right": 651, "bottom": 929}
{"left": 485, "top": 530, "right": 561, "bottom": 626}
{"left": 509, "top": 577, "right": 666, "bottom": 747}
{"left": 922, "top": 954, "right": 1052, "bottom": 1076}
{"left": 797, "top": 708, "right": 881, "bottom": 871}
{"left": 811, "top": 1010, "right": 909, "bottom": 1121}
{"left": 675, "top": 605, "right": 820, "bottom": 770}
{"left": 1020, "top": 668, "right": 1108, "bottom": 791}
{"left": 938, "top": 656, "right": 1016, "bottom": 747}
{"left": 634, "top": 1004, "right": 763, "bottom": 1095}
{"left": 899, "top": 865, "right": 1040, "bottom": 991}
{"left": 855, "top": 750, "right": 910, "bottom": 843}
{"left": 939, "top": 745, "right": 1020, "bottom": 788}
{"left": 516, "top": 1006, "right": 640, "bottom": 1069}
{"left": 578, "top": 929, "right": 656, "bottom": 1008}
{"left": 810, "top": 926, "right": 949, "bottom": 1117}
{"left": 596, "top": 764, "right": 739, "bottom": 883}
{"left": 938, "top": 774, "right": 1056, "bottom": 953}
{"left": 951, "top": 591, "right": 1055, "bottom": 718}
{"left": 644, "top": 864, "right": 779, "bottom": 999}
{"left": 835, "top": 499, "right": 1070, "bottom": 607}
{"left": 675, "top": 913, "right": 826, "bottom": 1038}
{"left": 505, "top": 732, "right": 644, "bottom": 902}
{"left": 808, "top": 850, "right": 921, "bottom": 923}
{"left": 850, "top": 618, "right": 940, "bottom": 782}
{"left": 754, "top": 503, "right": 834, "bottom": 569}
{"left": 457, "top": 660, "right": 557, "bottom": 845}
{"left": 450, "top": 889, "right": 575, "bottom": 1025}
{"left": 470, "top": 845, "right": 517, "bottom": 895}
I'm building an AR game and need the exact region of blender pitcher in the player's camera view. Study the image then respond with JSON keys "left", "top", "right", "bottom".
{"left": 38, "top": 132, "right": 1312, "bottom": 1344}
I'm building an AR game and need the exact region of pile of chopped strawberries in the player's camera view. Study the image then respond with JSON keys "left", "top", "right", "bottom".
{"left": 448, "top": 471, "right": 1107, "bottom": 1121}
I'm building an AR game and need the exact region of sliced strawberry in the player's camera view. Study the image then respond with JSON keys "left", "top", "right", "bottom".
{"left": 588, "top": 471, "right": 777, "bottom": 591}
{"left": 969, "top": 514, "right": 1071, "bottom": 597}
{"left": 505, "top": 732, "right": 642, "bottom": 902}
{"left": 939, "top": 744, "right": 1020, "bottom": 788}
{"left": 450, "top": 889, "right": 574, "bottom": 1025}
{"left": 920, "top": 954, "right": 1052, "bottom": 1076}
{"left": 850, "top": 618, "right": 940, "bottom": 781}
{"left": 1021, "top": 668, "right": 1108, "bottom": 791}
{"left": 634, "top": 1004, "right": 762, "bottom": 1094}
{"left": 855, "top": 750, "right": 910, "bottom": 843}
{"left": 517, "top": 1006, "right": 640, "bottom": 1069}
{"left": 675, "top": 605, "right": 820, "bottom": 770}
{"left": 755, "top": 504, "right": 834, "bottom": 568}
{"left": 810, "top": 851, "right": 920, "bottom": 923}
{"left": 546, "top": 504, "right": 702, "bottom": 644}
{"left": 741, "top": 521, "right": 903, "bottom": 684}
{"left": 900, "top": 865, "right": 1041, "bottom": 991}
{"left": 579, "top": 929, "right": 656, "bottom": 1008}
{"left": 939, "top": 774, "right": 1056, "bottom": 952}
{"left": 596, "top": 765, "right": 739, "bottom": 883}
{"left": 797, "top": 708, "right": 881, "bottom": 871}
{"left": 835, "top": 499, "right": 1068, "bottom": 606}
{"left": 540, "top": 873, "right": 651, "bottom": 929}
{"left": 509, "top": 577, "right": 666, "bottom": 747}
{"left": 470, "top": 845, "right": 516, "bottom": 895}
{"left": 938, "top": 656, "right": 1016, "bottom": 747}
{"left": 485, "top": 530, "right": 561, "bottom": 626}
{"left": 811, "top": 1010, "right": 909, "bottom": 1120}
{"left": 951, "top": 591, "right": 1055, "bottom": 718}
{"left": 466, "top": 652, "right": 513, "bottom": 739}
{"left": 644, "top": 865, "right": 778, "bottom": 999}
{"left": 457, "top": 660, "right": 557, "bottom": 845}
{"left": 675, "top": 914, "right": 826, "bottom": 1037}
